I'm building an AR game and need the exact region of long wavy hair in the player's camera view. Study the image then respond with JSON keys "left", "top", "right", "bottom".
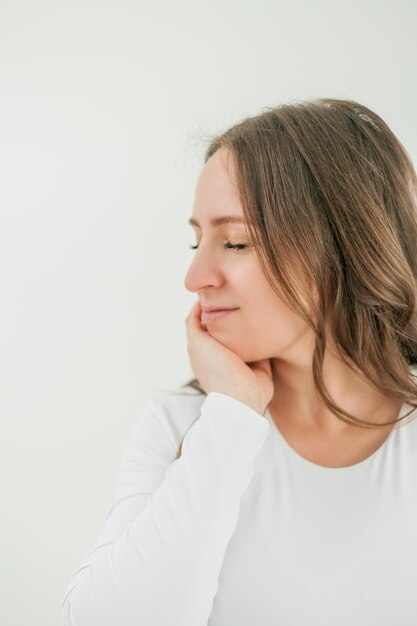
{"left": 161, "top": 98, "right": 417, "bottom": 459}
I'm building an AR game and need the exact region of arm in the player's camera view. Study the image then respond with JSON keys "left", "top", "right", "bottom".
{"left": 61, "top": 391, "right": 270, "bottom": 626}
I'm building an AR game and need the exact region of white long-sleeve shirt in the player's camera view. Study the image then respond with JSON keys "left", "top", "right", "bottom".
{"left": 61, "top": 380, "right": 417, "bottom": 626}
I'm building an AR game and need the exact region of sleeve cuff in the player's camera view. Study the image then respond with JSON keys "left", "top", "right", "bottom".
{"left": 200, "top": 391, "right": 270, "bottom": 436}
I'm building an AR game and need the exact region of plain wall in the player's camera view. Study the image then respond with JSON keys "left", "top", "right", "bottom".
{"left": 0, "top": 0, "right": 416, "bottom": 624}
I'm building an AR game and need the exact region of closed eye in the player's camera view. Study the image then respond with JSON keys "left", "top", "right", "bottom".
{"left": 189, "top": 242, "right": 247, "bottom": 251}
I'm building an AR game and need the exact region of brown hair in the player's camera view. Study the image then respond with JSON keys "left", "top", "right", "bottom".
{"left": 168, "top": 97, "right": 417, "bottom": 459}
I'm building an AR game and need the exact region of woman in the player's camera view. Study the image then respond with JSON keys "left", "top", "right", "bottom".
{"left": 61, "top": 98, "right": 417, "bottom": 626}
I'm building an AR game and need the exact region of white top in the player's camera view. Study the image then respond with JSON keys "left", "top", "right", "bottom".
{"left": 61, "top": 378, "right": 417, "bottom": 626}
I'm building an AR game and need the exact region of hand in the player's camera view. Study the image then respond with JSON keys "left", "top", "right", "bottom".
{"left": 185, "top": 300, "right": 275, "bottom": 414}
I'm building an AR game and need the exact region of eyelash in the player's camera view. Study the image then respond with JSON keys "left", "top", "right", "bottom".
{"left": 189, "top": 242, "right": 247, "bottom": 251}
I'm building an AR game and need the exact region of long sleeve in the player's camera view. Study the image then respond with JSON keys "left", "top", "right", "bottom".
{"left": 61, "top": 391, "right": 270, "bottom": 626}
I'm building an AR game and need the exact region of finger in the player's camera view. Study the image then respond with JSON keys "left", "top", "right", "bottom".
{"left": 185, "top": 300, "right": 198, "bottom": 324}
{"left": 185, "top": 301, "right": 204, "bottom": 333}
{"left": 192, "top": 301, "right": 204, "bottom": 327}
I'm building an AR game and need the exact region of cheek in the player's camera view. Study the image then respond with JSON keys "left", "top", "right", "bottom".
{"left": 251, "top": 301, "right": 302, "bottom": 336}
{"left": 247, "top": 293, "right": 311, "bottom": 346}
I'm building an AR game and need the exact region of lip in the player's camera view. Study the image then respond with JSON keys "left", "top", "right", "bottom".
{"left": 201, "top": 305, "right": 239, "bottom": 312}
{"left": 201, "top": 308, "right": 239, "bottom": 323}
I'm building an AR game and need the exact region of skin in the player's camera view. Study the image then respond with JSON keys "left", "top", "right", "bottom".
{"left": 184, "top": 146, "right": 403, "bottom": 440}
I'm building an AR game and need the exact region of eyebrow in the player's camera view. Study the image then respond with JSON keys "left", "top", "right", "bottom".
{"left": 188, "top": 215, "right": 246, "bottom": 228}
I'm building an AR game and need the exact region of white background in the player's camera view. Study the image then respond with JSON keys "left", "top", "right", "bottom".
{"left": 0, "top": 1, "right": 416, "bottom": 624}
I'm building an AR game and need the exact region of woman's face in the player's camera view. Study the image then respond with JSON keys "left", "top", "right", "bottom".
{"left": 184, "top": 147, "right": 314, "bottom": 366}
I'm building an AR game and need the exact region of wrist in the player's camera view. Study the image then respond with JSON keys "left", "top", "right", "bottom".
{"left": 228, "top": 392, "right": 263, "bottom": 415}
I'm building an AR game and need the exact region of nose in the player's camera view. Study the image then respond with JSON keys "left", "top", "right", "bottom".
{"left": 183, "top": 244, "right": 224, "bottom": 293}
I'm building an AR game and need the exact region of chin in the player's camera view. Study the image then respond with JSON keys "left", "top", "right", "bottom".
{"left": 209, "top": 330, "right": 264, "bottom": 362}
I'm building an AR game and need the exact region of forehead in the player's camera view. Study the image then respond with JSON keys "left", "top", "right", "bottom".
{"left": 191, "top": 148, "right": 244, "bottom": 227}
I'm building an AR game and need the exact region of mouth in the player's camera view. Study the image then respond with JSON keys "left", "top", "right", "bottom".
{"left": 201, "top": 308, "right": 239, "bottom": 323}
